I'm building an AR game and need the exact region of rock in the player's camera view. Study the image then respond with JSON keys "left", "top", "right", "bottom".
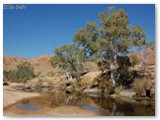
{"left": 90, "top": 82, "right": 99, "bottom": 88}
{"left": 3, "top": 81, "right": 9, "bottom": 86}
{"left": 151, "top": 87, "right": 155, "bottom": 95}
{"left": 41, "top": 82, "right": 53, "bottom": 88}
{"left": 145, "top": 81, "right": 152, "bottom": 90}
{"left": 25, "top": 85, "right": 34, "bottom": 91}
{"left": 83, "top": 88, "right": 98, "bottom": 94}
{"left": 10, "top": 83, "right": 24, "bottom": 87}
{"left": 146, "top": 46, "right": 155, "bottom": 65}
{"left": 119, "top": 89, "right": 136, "bottom": 97}
{"left": 65, "top": 85, "right": 74, "bottom": 92}
{"left": 42, "top": 88, "right": 51, "bottom": 93}
{"left": 52, "top": 85, "right": 60, "bottom": 89}
{"left": 65, "top": 79, "right": 76, "bottom": 87}
{"left": 15, "top": 85, "right": 25, "bottom": 90}
{"left": 25, "top": 85, "right": 32, "bottom": 89}
{"left": 145, "top": 81, "right": 153, "bottom": 97}
{"left": 111, "top": 94, "right": 118, "bottom": 98}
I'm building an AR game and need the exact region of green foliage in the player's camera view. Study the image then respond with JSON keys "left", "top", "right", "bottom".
{"left": 131, "top": 25, "right": 146, "bottom": 47}
{"left": 54, "top": 44, "right": 85, "bottom": 83}
{"left": 73, "top": 81, "right": 80, "bottom": 89}
{"left": 117, "top": 56, "right": 132, "bottom": 71}
{"left": 115, "top": 56, "right": 135, "bottom": 86}
{"left": 131, "top": 25, "right": 148, "bottom": 71}
{"left": 114, "top": 85, "right": 123, "bottom": 95}
{"left": 3, "top": 62, "right": 35, "bottom": 83}
{"left": 72, "top": 7, "right": 147, "bottom": 87}
{"left": 49, "top": 55, "right": 61, "bottom": 67}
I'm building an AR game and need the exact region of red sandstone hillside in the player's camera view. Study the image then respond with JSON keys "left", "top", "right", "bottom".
{"left": 146, "top": 46, "right": 155, "bottom": 65}
{"left": 3, "top": 46, "right": 155, "bottom": 75}
{"left": 3, "top": 55, "right": 55, "bottom": 75}
{"left": 136, "top": 46, "right": 155, "bottom": 66}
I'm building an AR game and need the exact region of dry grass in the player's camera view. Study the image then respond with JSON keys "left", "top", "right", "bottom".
{"left": 133, "top": 78, "right": 149, "bottom": 96}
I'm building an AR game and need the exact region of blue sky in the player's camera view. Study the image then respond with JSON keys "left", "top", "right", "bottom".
{"left": 3, "top": 4, "right": 155, "bottom": 58}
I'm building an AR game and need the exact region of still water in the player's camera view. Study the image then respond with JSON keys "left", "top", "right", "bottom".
{"left": 15, "top": 92, "right": 155, "bottom": 116}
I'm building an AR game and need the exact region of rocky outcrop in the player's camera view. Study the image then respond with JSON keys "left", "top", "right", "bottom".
{"left": 83, "top": 88, "right": 98, "bottom": 94}
{"left": 146, "top": 46, "right": 155, "bottom": 65}
{"left": 65, "top": 85, "right": 74, "bottom": 92}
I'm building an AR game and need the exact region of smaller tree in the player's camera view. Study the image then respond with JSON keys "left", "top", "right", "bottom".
{"left": 52, "top": 44, "right": 85, "bottom": 84}
{"left": 131, "top": 25, "right": 150, "bottom": 71}
{"left": 16, "top": 62, "right": 35, "bottom": 82}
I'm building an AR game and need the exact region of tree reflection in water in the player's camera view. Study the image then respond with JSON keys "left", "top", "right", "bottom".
{"left": 48, "top": 91, "right": 155, "bottom": 116}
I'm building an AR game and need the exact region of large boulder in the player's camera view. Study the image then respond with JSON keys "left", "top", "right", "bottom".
{"left": 3, "top": 81, "right": 9, "bottom": 86}
{"left": 65, "top": 85, "right": 74, "bottom": 92}
{"left": 81, "top": 71, "right": 101, "bottom": 89}
{"left": 83, "top": 88, "right": 98, "bottom": 94}
{"left": 65, "top": 79, "right": 76, "bottom": 87}
{"left": 119, "top": 89, "right": 136, "bottom": 97}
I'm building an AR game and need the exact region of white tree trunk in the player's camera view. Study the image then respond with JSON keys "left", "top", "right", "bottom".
{"left": 76, "top": 56, "right": 81, "bottom": 83}
{"left": 66, "top": 71, "right": 72, "bottom": 80}
{"left": 110, "top": 54, "right": 116, "bottom": 87}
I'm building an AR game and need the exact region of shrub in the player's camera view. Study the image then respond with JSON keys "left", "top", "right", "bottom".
{"left": 3, "top": 62, "right": 35, "bottom": 83}
{"left": 116, "top": 71, "right": 135, "bottom": 86}
{"left": 133, "top": 78, "right": 149, "bottom": 96}
{"left": 114, "top": 85, "right": 123, "bottom": 95}
{"left": 73, "top": 81, "right": 80, "bottom": 89}
{"left": 116, "top": 56, "right": 134, "bottom": 86}
{"left": 104, "top": 80, "right": 114, "bottom": 94}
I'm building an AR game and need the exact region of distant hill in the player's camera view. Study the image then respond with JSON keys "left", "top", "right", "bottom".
{"left": 3, "top": 55, "right": 56, "bottom": 76}
{"left": 3, "top": 46, "right": 155, "bottom": 76}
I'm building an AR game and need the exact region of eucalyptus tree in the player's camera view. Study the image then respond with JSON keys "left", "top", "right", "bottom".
{"left": 73, "top": 7, "right": 146, "bottom": 87}
{"left": 51, "top": 44, "right": 85, "bottom": 83}
{"left": 131, "top": 25, "right": 150, "bottom": 71}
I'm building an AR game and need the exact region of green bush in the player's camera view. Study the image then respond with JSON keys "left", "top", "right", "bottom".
{"left": 114, "top": 85, "right": 123, "bottom": 95}
{"left": 3, "top": 62, "right": 35, "bottom": 83}
{"left": 116, "top": 56, "right": 136, "bottom": 86}
{"left": 73, "top": 81, "right": 80, "bottom": 89}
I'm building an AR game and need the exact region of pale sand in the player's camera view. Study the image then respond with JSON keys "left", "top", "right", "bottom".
{"left": 3, "top": 86, "right": 40, "bottom": 108}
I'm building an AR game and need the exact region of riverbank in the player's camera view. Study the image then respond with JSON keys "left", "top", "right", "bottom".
{"left": 3, "top": 86, "right": 40, "bottom": 108}
{"left": 4, "top": 105, "right": 97, "bottom": 116}
{"left": 3, "top": 86, "right": 97, "bottom": 116}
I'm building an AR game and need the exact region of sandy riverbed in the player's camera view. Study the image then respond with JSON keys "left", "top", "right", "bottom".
{"left": 3, "top": 86, "right": 40, "bottom": 108}
{"left": 3, "top": 86, "right": 97, "bottom": 116}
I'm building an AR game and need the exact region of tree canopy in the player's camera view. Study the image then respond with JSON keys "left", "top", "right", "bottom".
{"left": 50, "top": 44, "right": 85, "bottom": 83}
{"left": 72, "top": 7, "right": 147, "bottom": 87}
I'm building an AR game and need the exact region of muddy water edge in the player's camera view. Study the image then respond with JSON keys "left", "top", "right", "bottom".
{"left": 4, "top": 90, "right": 155, "bottom": 116}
